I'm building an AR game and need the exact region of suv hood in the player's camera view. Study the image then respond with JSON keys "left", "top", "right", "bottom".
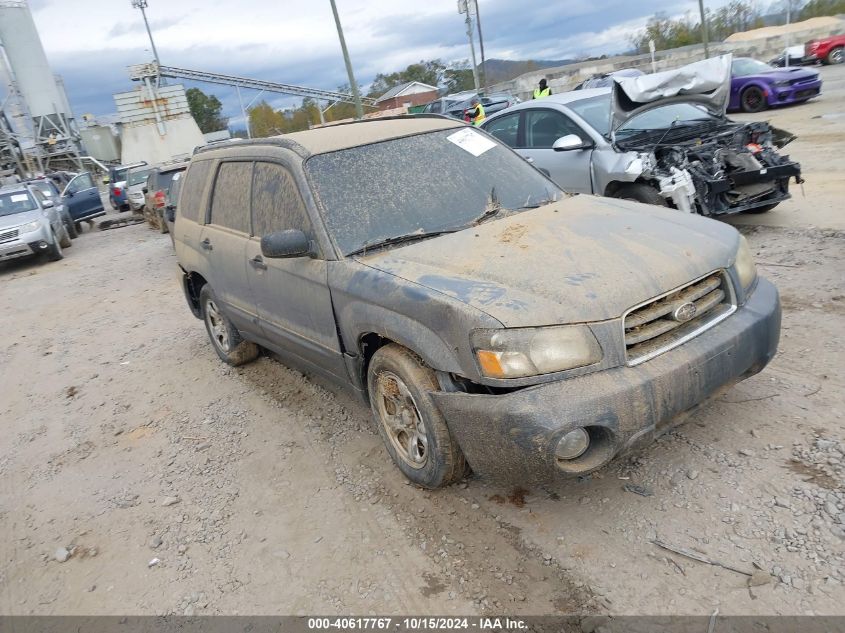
{"left": 611, "top": 54, "right": 732, "bottom": 133}
{"left": 0, "top": 209, "right": 43, "bottom": 231}
{"left": 358, "top": 196, "right": 739, "bottom": 327}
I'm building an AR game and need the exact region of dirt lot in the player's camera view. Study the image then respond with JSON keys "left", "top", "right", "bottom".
{"left": 1, "top": 65, "right": 843, "bottom": 618}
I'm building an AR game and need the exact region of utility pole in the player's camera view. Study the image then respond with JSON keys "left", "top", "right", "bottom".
{"left": 698, "top": 0, "right": 710, "bottom": 59}
{"left": 328, "top": 0, "right": 363, "bottom": 119}
{"left": 474, "top": 0, "right": 487, "bottom": 93}
{"left": 131, "top": 0, "right": 162, "bottom": 86}
{"left": 458, "top": 0, "right": 480, "bottom": 92}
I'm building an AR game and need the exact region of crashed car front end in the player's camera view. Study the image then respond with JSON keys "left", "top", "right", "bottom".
{"left": 609, "top": 54, "right": 803, "bottom": 216}
{"left": 615, "top": 120, "right": 803, "bottom": 215}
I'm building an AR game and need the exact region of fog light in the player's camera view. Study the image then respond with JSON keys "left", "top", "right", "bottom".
{"left": 38, "top": 241, "right": 48, "bottom": 249}
{"left": 555, "top": 428, "right": 590, "bottom": 460}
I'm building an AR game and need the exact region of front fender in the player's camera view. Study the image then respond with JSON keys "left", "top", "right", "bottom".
{"left": 329, "top": 260, "right": 501, "bottom": 381}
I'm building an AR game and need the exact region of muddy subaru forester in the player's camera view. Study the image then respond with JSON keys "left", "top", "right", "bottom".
{"left": 173, "top": 116, "right": 780, "bottom": 488}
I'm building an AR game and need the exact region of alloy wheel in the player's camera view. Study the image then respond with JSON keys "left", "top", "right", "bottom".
{"left": 204, "top": 299, "right": 231, "bottom": 352}
{"left": 374, "top": 371, "right": 428, "bottom": 469}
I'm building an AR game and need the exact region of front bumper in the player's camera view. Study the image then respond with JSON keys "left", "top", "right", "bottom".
{"left": 769, "top": 79, "right": 822, "bottom": 104}
{"left": 0, "top": 225, "right": 52, "bottom": 262}
{"left": 432, "top": 278, "right": 781, "bottom": 483}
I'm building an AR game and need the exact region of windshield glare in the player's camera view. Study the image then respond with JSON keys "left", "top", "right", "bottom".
{"left": 306, "top": 128, "right": 562, "bottom": 256}
{"left": 0, "top": 191, "right": 37, "bottom": 217}
{"left": 732, "top": 58, "right": 774, "bottom": 76}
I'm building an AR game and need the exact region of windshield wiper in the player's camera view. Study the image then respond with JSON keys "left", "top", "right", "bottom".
{"left": 346, "top": 229, "right": 459, "bottom": 257}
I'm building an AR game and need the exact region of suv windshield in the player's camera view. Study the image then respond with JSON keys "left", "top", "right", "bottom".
{"left": 306, "top": 128, "right": 562, "bottom": 256}
{"left": 0, "top": 190, "right": 37, "bottom": 217}
{"left": 128, "top": 169, "right": 153, "bottom": 186}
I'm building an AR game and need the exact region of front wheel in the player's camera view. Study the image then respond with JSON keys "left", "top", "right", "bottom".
{"left": 741, "top": 86, "right": 768, "bottom": 113}
{"left": 46, "top": 231, "right": 64, "bottom": 261}
{"left": 611, "top": 183, "right": 667, "bottom": 207}
{"left": 199, "top": 285, "right": 259, "bottom": 366}
{"left": 368, "top": 344, "right": 467, "bottom": 488}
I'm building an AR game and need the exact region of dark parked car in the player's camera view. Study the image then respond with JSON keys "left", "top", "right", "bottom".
{"left": 422, "top": 92, "right": 517, "bottom": 120}
{"left": 573, "top": 68, "right": 644, "bottom": 90}
{"left": 30, "top": 171, "right": 105, "bottom": 232}
{"left": 143, "top": 162, "right": 188, "bottom": 233}
{"left": 730, "top": 57, "right": 821, "bottom": 112}
{"left": 173, "top": 116, "right": 779, "bottom": 488}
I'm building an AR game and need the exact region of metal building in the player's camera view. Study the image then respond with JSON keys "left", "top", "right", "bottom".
{"left": 0, "top": 0, "right": 82, "bottom": 173}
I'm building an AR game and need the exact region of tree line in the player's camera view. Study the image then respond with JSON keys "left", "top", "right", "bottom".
{"left": 630, "top": 0, "right": 845, "bottom": 54}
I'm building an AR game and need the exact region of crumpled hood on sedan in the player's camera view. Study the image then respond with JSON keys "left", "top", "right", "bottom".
{"left": 611, "top": 54, "right": 732, "bottom": 132}
{"left": 0, "top": 209, "right": 43, "bottom": 231}
{"left": 358, "top": 196, "right": 740, "bottom": 327}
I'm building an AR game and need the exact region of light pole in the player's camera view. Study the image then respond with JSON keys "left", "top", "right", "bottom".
{"left": 458, "top": 0, "right": 480, "bottom": 92}
{"left": 474, "top": 0, "right": 487, "bottom": 93}
{"left": 328, "top": 0, "right": 363, "bottom": 119}
{"left": 131, "top": 0, "right": 161, "bottom": 85}
{"left": 697, "top": 0, "right": 710, "bottom": 59}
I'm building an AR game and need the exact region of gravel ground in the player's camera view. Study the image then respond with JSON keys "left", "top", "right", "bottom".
{"left": 0, "top": 66, "right": 843, "bottom": 617}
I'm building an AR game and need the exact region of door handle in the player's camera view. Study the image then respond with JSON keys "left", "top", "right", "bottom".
{"left": 249, "top": 255, "right": 267, "bottom": 270}
{"left": 200, "top": 238, "right": 213, "bottom": 251}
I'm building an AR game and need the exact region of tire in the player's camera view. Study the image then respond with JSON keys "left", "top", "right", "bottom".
{"left": 826, "top": 47, "right": 844, "bottom": 65}
{"left": 64, "top": 217, "right": 78, "bottom": 239}
{"left": 59, "top": 225, "right": 72, "bottom": 248}
{"left": 75, "top": 222, "right": 83, "bottom": 235}
{"left": 741, "top": 86, "right": 768, "bottom": 113}
{"left": 612, "top": 183, "right": 667, "bottom": 207}
{"left": 367, "top": 344, "right": 467, "bottom": 489}
{"left": 158, "top": 210, "right": 169, "bottom": 234}
{"left": 199, "top": 285, "right": 259, "bottom": 366}
{"left": 46, "top": 231, "right": 64, "bottom": 261}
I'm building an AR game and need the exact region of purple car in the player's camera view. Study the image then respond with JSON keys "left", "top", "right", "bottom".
{"left": 729, "top": 57, "right": 822, "bottom": 113}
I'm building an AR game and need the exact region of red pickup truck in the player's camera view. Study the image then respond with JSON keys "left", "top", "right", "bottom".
{"left": 805, "top": 34, "right": 845, "bottom": 65}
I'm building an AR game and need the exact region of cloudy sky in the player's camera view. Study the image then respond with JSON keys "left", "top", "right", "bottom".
{"left": 14, "top": 0, "right": 725, "bottom": 127}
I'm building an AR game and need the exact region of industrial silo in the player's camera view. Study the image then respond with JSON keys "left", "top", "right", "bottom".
{"left": 0, "top": 0, "right": 68, "bottom": 136}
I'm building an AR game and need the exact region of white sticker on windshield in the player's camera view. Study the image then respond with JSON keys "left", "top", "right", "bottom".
{"left": 10, "top": 194, "right": 28, "bottom": 202}
{"left": 446, "top": 128, "right": 496, "bottom": 157}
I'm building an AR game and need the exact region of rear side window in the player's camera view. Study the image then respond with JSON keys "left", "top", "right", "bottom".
{"left": 209, "top": 162, "right": 251, "bottom": 233}
{"left": 251, "top": 162, "right": 309, "bottom": 237}
{"left": 485, "top": 112, "right": 520, "bottom": 147}
{"left": 66, "top": 173, "right": 94, "bottom": 194}
{"left": 178, "top": 161, "right": 213, "bottom": 222}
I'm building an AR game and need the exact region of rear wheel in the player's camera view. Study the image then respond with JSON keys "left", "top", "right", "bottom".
{"left": 158, "top": 210, "right": 169, "bottom": 234}
{"left": 62, "top": 212, "right": 78, "bottom": 239}
{"left": 368, "top": 344, "right": 467, "bottom": 488}
{"left": 199, "top": 285, "right": 259, "bottom": 366}
{"left": 611, "top": 183, "right": 667, "bottom": 207}
{"left": 826, "top": 47, "right": 844, "bottom": 65}
{"left": 741, "top": 86, "right": 768, "bottom": 113}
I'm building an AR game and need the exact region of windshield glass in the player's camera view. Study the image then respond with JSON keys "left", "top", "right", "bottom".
{"left": 0, "top": 191, "right": 37, "bottom": 217}
{"left": 617, "top": 103, "right": 717, "bottom": 138}
{"left": 128, "top": 169, "right": 153, "bottom": 186}
{"left": 732, "top": 58, "right": 774, "bottom": 76}
{"left": 568, "top": 94, "right": 613, "bottom": 136}
{"left": 306, "top": 128, "right": 562, "bottom": 256}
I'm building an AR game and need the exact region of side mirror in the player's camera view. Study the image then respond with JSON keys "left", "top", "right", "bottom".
{"left": 64, "top": 189, "right": 74, "bottom": 197}
{"left": 553, "top": 134, "right": 591, "bottom": 151}
{"left": 261, "top": 229, "right": 311, "bottom": 259}
{"left": 42, "top": 199, "right": 54, "bottom": 208}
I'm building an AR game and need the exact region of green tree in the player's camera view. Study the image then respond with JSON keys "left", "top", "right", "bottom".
{"left": 368, "top": 60, "right": 445, "bottom": 97}
{"left": 248, "top": 101, "right": 285, "bottom": 137}
{"left": 800, "top": 0, "right": 845, "bottom": 18}
{"left": 443, "top": 61, "right": 476, "bottom": 93}
{"left": 186, "top": 87, "right": 229, "bottom": 133}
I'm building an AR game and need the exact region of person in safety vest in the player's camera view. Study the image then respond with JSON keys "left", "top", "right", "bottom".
{"left": 465, "top": 98, "right": 485, "bottom": 126}
{"left": 533, "top": 78, "right": 551, "bottom": 99}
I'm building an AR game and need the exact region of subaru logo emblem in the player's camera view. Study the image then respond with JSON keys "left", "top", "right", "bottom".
{"left": 673, "top": 302, "right": 697, "bottom": 322}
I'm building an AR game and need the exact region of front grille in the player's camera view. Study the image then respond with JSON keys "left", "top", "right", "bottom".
{"left": 624, "top": 271, "right": 735, "bottom": 365}
{"left": 0, "top": 228, "right": 19, "bottom": 243}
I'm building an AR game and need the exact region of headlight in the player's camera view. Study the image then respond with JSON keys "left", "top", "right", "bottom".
{"left": 19, "top": 220, "right": 42, "bottom": 233}
{"left": 734, "top": 234, "right": 757, "bottom": 292}
{"left": 773, "top": 80, "right": 791, "bottom": 87}
{"left": 472, "top": 325, "right": 602, "bottom": 379}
